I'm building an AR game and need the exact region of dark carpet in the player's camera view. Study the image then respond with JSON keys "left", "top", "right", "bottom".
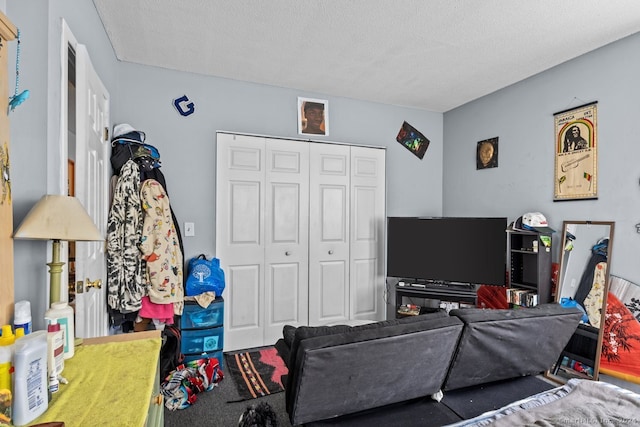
{"left": 164, "top": 347, "right": 292, "bottom": 427}
{"left": 441, "top": 375, "right": 557, "bottom": 420}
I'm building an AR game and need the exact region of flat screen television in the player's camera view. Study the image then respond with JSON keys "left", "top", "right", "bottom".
{"left": 387, "top": 217, "right": 507, "bottom": 286}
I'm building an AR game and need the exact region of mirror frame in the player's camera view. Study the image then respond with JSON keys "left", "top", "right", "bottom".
{"left": 550, "top": 220, "right": 615, "bottom": 382}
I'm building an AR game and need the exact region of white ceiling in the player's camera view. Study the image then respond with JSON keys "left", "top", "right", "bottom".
{"left": 93, "top": 0, "right": 640, "bottom": 113}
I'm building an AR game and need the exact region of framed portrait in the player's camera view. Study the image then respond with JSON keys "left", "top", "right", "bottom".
{"left": 477, "top": 137, "right": 498, "bottom": 169}
{"left": 396, "top": 121, "right": 430, "bottom": 159}
{"left": 298, "top": 97, "right": 328, "bottom": 136}
{"left": 553, "top": 102, "right": 598, "bottom": 201}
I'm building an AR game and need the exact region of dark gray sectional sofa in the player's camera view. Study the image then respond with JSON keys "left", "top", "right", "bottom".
{"left": 275, "top": 303, "right": 583, "bottom": 426}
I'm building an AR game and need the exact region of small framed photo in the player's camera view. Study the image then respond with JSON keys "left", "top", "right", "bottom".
{"left": 477, "top": 137, "right": 498, "bottom": 169}
{"left": 298, "top": 97, "right": 328, "bottom": 136}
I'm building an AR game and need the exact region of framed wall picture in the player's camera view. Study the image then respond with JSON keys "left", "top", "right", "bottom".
{"left": 298, "top": 97, "right": 328, "bottom": 136}
{"left": 476, "top": 137, "right": 498, "bottom": 169}
{"left": 396, "top": 121, "right": 430, "bottom": 159}
{"left": 554, "top": 102, "right": 598, "bottom": 201}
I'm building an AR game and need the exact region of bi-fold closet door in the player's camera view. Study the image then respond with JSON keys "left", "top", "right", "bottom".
{"left": 217, "top": 133, "right": 385, "bottom": 351}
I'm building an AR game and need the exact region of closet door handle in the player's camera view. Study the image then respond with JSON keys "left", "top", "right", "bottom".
{"left": 285, "top": 251, "right": 291, "bottom": 256}
{"left": 328, "top": 250, "right": 334, "bottom": 255}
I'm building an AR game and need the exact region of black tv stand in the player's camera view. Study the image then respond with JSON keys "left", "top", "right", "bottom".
{"left": 398, "top": 279, "right": 478, "bottom": 290}
{"left": 395, "top": 281, "right": 478, "bottom": 318}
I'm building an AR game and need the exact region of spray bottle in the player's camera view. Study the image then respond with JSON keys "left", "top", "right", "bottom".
{"left": 13, "top": 301, "right": 32, "bottom": 335}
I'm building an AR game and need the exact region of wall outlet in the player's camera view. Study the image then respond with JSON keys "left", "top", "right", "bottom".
{"left": 184, "top": 222, "right": 195, "bottom": 236}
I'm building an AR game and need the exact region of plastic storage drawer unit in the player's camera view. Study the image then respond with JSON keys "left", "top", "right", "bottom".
{"left": 182, "top": 299, "right": 224, "bottom": 329}
{"left": 181, "top": 297, "right": 225, "bottom": 369}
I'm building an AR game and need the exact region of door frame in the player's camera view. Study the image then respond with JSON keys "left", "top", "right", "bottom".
{"left": 50, "top": 19, "right": 78, "bottom": 303}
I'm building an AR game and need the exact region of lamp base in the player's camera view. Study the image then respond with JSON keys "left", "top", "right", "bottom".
{"left": 48, "top": 239, "right": 65, "bottom": 306}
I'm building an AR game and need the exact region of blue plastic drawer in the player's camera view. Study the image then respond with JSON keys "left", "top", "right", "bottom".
{"left": 183, "top": 350, "right": 225, "bottom": 369}
{"left": 181, "top": 326, "right": 224, "bottom": 355}
{"left": 181, "top": 298, "right": 224, "bottom": 329}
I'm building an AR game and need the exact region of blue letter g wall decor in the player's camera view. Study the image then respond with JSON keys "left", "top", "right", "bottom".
{"left": 173, "top": 95, "right": 195, "bottom": 116}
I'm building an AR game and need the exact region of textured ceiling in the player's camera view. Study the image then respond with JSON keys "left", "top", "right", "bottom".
{"left": 93, "top": 0, "right": 640, "bottom": 112}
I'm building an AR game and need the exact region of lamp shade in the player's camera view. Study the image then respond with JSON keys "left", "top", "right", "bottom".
{"left": 13, "top": 195, "right": 103, "bottom": 241}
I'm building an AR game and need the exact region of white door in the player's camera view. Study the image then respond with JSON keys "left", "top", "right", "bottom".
{"left": 308, "top": 143, "right": 351, "bottom": 325}
{"left": 350, "top": 146, "right": 386, "bottom": 321}
{"left": 217, "top": 134, "right": 266, "bottom": 351}
{"left": 264, "top": 139, "right": 309, "bottom": 344}
{"left": 217, "top": 134, "right": 311, "bottom": 350}
{"left": 74, "top": 44, "right": 110, "bottom": 338}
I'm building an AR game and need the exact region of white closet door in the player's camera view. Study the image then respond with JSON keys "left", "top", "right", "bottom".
{"left": 217, "top": 134, "right": 265, "bottom": 351}
{"left": 309, "top": 143, "right": 351, "bottom": 325}
{"left": 350, "top": 146, "right": 386, "bottom": 321}
{"left": 263, "top": 139, "right": 310, "bottom": 345}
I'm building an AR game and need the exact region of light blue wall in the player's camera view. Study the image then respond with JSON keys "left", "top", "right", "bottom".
{"left": 7, "top": 0, "right": 640, "bottom": 329}
{"left": 7, "top": 0, "right": 122, "bottom": 328}
{"left": 443, "top": 32, "right": 640, "bottom": 285}
{"left": 5, "top": 1, "right": 443, "bottom": 329}
{"left": 113, "top": 62, "right": 443, "bottom": 257}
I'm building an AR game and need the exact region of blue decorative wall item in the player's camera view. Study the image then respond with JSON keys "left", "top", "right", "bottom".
{"left": 173, "top": 95, "right": 195, "bottom": 116}
{"left": 8, "top": 28, "right": 29, "bottom": 113}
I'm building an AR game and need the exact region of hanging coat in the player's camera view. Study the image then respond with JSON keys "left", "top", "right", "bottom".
{"left": 139, "top": 179, "right": 184, "bottom": 315}
{"left": 106, "top": 159, "right": 145, "bottom": 313}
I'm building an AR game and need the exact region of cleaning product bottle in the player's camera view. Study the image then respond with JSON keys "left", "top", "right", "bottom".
{"left": 12, "top": 330, "right": 48, "bottom": 426}
{"left": 45, "top": 302, "right": 75, "bottom": 359}
{"left": 46, "top": 321, "right": 64, "bottom": 393}
{"left": 0, "top": 325, "right": 15, "bottom": 347}
{"left": 0, "top": 325, "right": 15, "bottom": 426}
{"left": 13, "top": 301, "right": 32, "bottom": 335}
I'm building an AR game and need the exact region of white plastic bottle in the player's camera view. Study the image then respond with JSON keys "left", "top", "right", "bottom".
{"left": 12, "top": 330, "right": 48, "bottom": 426}
{"left": 45, "top": 302, "right": 75, "bottom": 359}
{"left": 13, "top": 301, "right": 32, "bottom": 335}
{"left": 46, "top": 321, "right": 64, "bottom": 393}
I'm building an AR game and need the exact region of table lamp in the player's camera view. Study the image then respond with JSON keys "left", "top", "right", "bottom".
{"left": 13, "top": 195, "right": 104, "bottom": 306}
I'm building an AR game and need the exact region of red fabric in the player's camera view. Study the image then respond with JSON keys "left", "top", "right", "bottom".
{"left": 477, "top": 285, "right": 509, "bottom": 309}
{"left": 139, "top": 295, "right": 174, "bottom": 324}
{"left": 259, "top": 347, "right": 287, "bottom": 388}
{"left": 600, "top": 293, "right": 640, "bottom": 381}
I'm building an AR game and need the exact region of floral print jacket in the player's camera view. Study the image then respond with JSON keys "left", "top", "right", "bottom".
{"left": 139, "top": 179, "right": 184, "bottom": 315}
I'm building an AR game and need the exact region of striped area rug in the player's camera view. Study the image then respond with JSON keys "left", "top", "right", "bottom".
{"left": 224, "top": 346, "right": 287, "bottom": 401}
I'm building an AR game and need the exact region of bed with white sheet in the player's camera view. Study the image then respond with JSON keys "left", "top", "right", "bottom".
{"left": 446, "top": 379, "right": 640, "bottom": 427}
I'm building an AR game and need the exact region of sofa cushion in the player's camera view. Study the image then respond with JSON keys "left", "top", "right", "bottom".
{"left": 443, "top": 303, "right": 583, "bottom": 391}
{"left": 288, "top": 315, "right": 464, "bottom": 425}
{"left": 285, "top": 310, "right": 448, "bottom": 371}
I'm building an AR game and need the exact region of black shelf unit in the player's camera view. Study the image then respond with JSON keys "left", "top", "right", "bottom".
{"left": 395, "top": 284, "right": 477, "bottom": 318}
{"left": 507, "top": 229, "right": 552, "bottom": 305}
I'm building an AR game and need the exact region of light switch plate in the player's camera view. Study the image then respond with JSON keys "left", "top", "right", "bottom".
{"left": 184, "top": 222, "right": 195, "bottom": 236}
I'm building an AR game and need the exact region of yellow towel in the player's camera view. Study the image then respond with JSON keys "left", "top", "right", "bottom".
{"left": 28, "top": 336, "right": 161, "bottom": 427}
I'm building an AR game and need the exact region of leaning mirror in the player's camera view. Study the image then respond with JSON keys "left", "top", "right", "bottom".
{"left": 548, "top": 221, "right": 615, "bottom": 382}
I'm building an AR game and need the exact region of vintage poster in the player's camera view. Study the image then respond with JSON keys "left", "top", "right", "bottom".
{"left": 554, "top": 102, "right": 598, "bottom": 201}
